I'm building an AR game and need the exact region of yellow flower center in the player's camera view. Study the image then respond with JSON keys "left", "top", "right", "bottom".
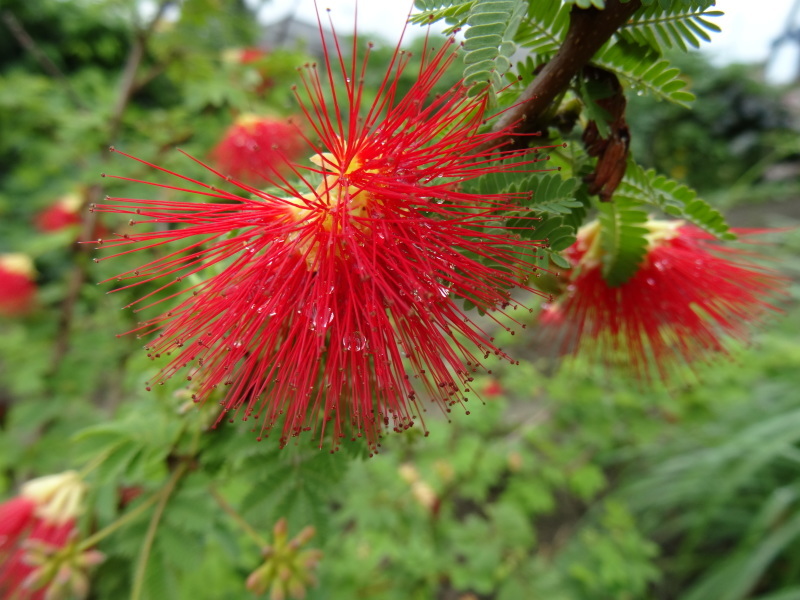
{"left": 236, "top": 113, "right": 266, "bottom": 132}
{"left": 288, "top": 151, "right": 376, "bottom": 227}
{"left": 282, "top": 151, "right": 378, "bottom": 268}
{"left": 0, "top": 253, "right": 36, "bottom": 277}
{"left": 576, "top": 218, "right": 683, "bottom": 270}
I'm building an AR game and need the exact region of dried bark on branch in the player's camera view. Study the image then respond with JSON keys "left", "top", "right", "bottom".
{"left": 487, "top": 0, "right": 642, "bottom": 151}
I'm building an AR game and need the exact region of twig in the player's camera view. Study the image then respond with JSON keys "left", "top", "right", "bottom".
{"left": 1, "top": 10, "right": 87, "bottom": 110}
{"left": 130, "top": 460, "right": 188, "bottom": 600}
{"left": 109, "top": 0, "right": 175, "bottom": 143}
{"left": 78, "top": 490, "right": 163, "bottom": 552}
{"left": 484, "top": 0, "right": 642, "bottom": 151}
{"left": 210, "top": 486, "right": 270, "bottom": 547}
{"left": 48, "top": 0, "right": 174, "bottom": 375}
{"left": 131, "top": 59, "right": 174, "bottom": 94}
{"left": 49, "top": 187, "right": 98, "bottom": 375}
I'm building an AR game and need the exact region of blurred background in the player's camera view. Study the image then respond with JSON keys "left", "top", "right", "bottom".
{"left": 1, "top": 1, "right": 800, "bottom": 598}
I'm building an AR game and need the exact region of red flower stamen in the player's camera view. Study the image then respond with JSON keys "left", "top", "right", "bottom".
{"left": 540, "top": 221, "right": 788, "bottom": 381}
{"left": 94, "top": 13, "right": 554, "bottom": 451}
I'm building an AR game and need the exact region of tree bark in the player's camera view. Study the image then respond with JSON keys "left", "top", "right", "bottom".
{"left": 490, "top": 0, "right": 642, "bottom": 151}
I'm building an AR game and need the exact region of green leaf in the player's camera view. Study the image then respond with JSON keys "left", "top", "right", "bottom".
{"left": 410, "top": 0, "right": 475, "bottom": 33}
{"left": 579, "top": 76, "right": 617, "bottom": 138}
{"left": 569, "top": 463, "right": 607, "bottom": 501}
{"left": 621, "top": 2, "right": 722, "bottom": 52}
{"left": 617, "top": 161, "right": 734, "bottom": 239}
{"left": 483, "top": 171, "right": 582, "bottom": 271}
{"left": 593, "top": 41, "right": 695, "bottom": 106}
{"left": 462, "top": 0, "right": 527, "bottom": 98}
{"left": 73, "top": 399, "right": 182, "bottom": 484}
{"left": 515, "top": 1, "right": 569, "bottom": 57}
{"left": 459, "top": 154, "right": 545, "bottom": 197}
{"left": 638, "top": 0, "right": 703, "bottom": 7}
{"left": 565, "top": 0, "right": 606, "bottom": 8}
{"left": 140, "top": 545, "right": 178, "bottom": 600}
{"left": 162, "top": 473, "right": 220, "bottom": 536}
{"left": 507, "top": 173, "right": 583, "bottom": 216}
{"left": 239, "top": 446, "right": 349, "bottom": 538}
{"left": 751, "top": 587, "right": 800, "bottom": 600}
{"left": 683, "top": 508, "right": 800, "bottom": 600}
{"left": 533, "top": 215, "right": 578, "bottom": 253}
{"left": 598, "top": 197, "right": 650, "bottom": 286}
{"left": 520, "top": 214, "right": 578, "bottom": 273}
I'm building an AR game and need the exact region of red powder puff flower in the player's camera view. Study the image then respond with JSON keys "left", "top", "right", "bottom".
{"left": 210, "top": 114, "right": 306, "bottom": 184}
{"left": 93, "top": 16, "right": 551, "bottom": 450}
{"left": 0, "top": 497, "right": 37, "bottom": 555}
{"left": 0, "top": 472, "right": 86, "bottom": 600}
{"left": 34, "top": 194, "right": 82, "bottom": 232}
{"left": 231, "top": 47, "right": 267, "bottom": 65}
{"left": 539, "top": 220, "right": 787, "bottom": 381}
{"left": 35, "top": 193, "right": 106, "bottom": 240}
{"left": 0, "top": 254, "right": 36, "bottom": 317}
{"left": 481, "top": 379, "right": 505, "bottom": 398}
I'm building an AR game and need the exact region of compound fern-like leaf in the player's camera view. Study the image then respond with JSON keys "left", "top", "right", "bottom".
{"left": 509, "top": 173, "right": 583, "bottom": 215}
{"left": 620, "top": 1, "right": 722, "bottom": 52}
{"left": 617, "top": 161, "right": 735, "bottom": 239}
{"left": 410, "top": 0, "right": 474, "bottom": 33}
{"left": 462, "top": 0, "right": 527, "bottom": 96}
{"left": 598, "top": 197, "right": 650, "bottom": 286}
{"left": 565, "top": 0, "right": 606, "bottom": 8}
{"left": 594, "top": 41, "right": 695, "bottom": 106}
{"left": 515, "top": 1, "right": 569, "bottom": 57}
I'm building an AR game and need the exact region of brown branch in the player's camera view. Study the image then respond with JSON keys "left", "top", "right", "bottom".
{"left": 582, "top": 66, "right": 630, "bottom": 201}
{"left": 48, "top": 185, "right": 100, "bottom": 376}
{"left": 109, "top": 0, "right": 175, "bottom": 142}
{"left": 49, "top": 0, "right": 175, "bottom": 376}
{"left": 488, "top": 0, "right": 642, "bottom": 151}
{"left": 131, "top": 59, "right": 173, "bottom": 94}
{"left": 1, "top": 10, "right": 87, "bottom": 110}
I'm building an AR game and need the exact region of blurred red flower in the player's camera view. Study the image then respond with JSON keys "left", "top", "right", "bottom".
{"left": 539, "top": 220, "right": 787, "bottom": 380}
{"left": 210, "top": 114, "right": 305, "bottom": 184}
{"left": 222, "top": 47, "right": 274, "bottom": 94}
{"left": 94, "top": 18, "right": 549, "bottom": 450}
{"left": 0, "top": 472, "right": 85, "bottom": 600}
{"left": 481, "top": 379, "right": 504, "bottom": 397}
{"left": 0, "top": 254, "right": 36, "bottom": 317}
{"left": 234, "top": 47, "right": 267, "bottom": 65}
{"left": 34, "top": 194, "right": 82, "bottom": 233}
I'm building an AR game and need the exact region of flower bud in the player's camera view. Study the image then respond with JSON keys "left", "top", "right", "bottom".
{"left": 0, "top": 471, "right": 97, "bottom": 600}
{"left": 21, "top": 470, "right": 86, "bottom": 524}
{"left": 245, "top": 519, "right": 322, "bottom": 599}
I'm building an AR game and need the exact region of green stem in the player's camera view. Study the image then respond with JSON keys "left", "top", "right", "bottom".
{"left": 130, "top": 460, "right": 189, "bottom": 600}
{"left": 76, "top": 447, "right": 114, "bottom": 480}
{"left": 210, "top": 486, "right": 269, "bottom": 548}
{"left": 78, "top": 491, "right": 162, "bottom": 551}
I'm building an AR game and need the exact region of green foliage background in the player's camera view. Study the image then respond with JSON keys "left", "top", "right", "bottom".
{"left": 1, "top": 0, "right": 799, "bottom": 599}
